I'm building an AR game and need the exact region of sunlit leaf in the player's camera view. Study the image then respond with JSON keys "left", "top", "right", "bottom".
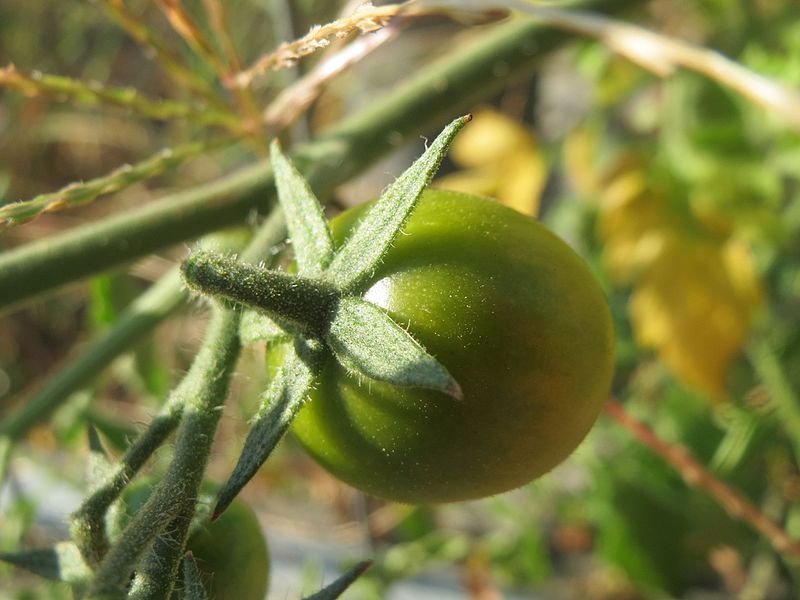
{"left": 596, "top": 163, "right": 764, "bottom": 400}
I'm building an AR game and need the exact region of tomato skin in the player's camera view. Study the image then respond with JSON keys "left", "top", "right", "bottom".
{"left": 292, "top": 190, "right": 615, "bottom": 503}
{"left": 186, "top": 497, "right": 270, "bottom": 600}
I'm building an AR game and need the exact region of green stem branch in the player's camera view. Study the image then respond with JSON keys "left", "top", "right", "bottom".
{"left": 81, "top": 211, "right": 285, "bottom": 593}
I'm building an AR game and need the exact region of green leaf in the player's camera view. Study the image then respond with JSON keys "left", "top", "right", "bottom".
{"left": 182, "top": 553, "right": 208, "bottom": 600}
{"left": 325, "top": 115, "right": 472, "bottom": 292}
{"left": 270, "top": 139, "right": 334, "bottom": 275}
{"left": 0, "top": 542, "right": 92, "bottom": 584}
{"left": 239, "top": 308, "right": 291, "bottom": 345}
{"left": 213, "top": 338, "right": 323, "bottom": 519}
{"left": 301, "top": 560, "right": 373, "bottom": 600}
{"left": 327, "top": 297, "right": 463, "bottom": 399}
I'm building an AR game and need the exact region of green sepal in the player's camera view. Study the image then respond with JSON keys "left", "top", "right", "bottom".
{"left": 182, "top": 251, "right": 339, "bottom": 338}
{"left": 270, "top": 139, "right": 334, "bottom": 276}
{"left": 325, "top": 115, "right": 472, "bottom": 292}
{"left": 301, "top": 560, "right": 373, "bottom": 600}
{"left": 213, "top": 337, "right": 323, "bottom": 519}
{"left": 239, "top": 308, "right": 292, "bottom": 345}
{"left": 86, "top": 425, "right": 113, "bottom": 492}
{"left": 182, "top": 552, "right": 209, "bottom": 600}
{"left": 0, "top": 542, "right": 92, "bottom": 584}
{"left": 327, "top": 297, "right": 463, "bottom": 399}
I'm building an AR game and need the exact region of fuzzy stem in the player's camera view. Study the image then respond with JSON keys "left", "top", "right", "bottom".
{"left": 182, "top": 252, "right": 339, "bottom": 337}
{"left": 126, "top": 502, "right": 196, "bottom": 600}
{"left": 71, "top": 212, "right": 286, "bottom": 570}
{"left": 71, "top": 403, "right": 185, "bottom": 568}
{"left": 0, "top": 0, "right": 640, "bottom": 312}
{"left": 605, "top": 399, "right": 800, "bottom": 561}
{"left": 86, "top": 306, "right": 240, "bottom": 596}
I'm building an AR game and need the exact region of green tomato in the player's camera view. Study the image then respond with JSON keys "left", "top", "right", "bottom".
{"left": 121, "top": 483, "right": 269, "bottom": 599}
{"left": 186, "top": 496, "right": 270, "bottom": 600}
{"left": 291, "top": 189, "right": 615, "bottom": 504}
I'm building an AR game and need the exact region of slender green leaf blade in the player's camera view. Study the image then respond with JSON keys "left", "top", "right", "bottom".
{"left": 302, "top": 560, "right": 373, "bottom": 600}
{"left": 270, "top": 139, "right": 334, "bottom": 275}
{"left": 0, "top": 542, "right": 92, "bottom": 584}
{"left": 213, "top": 338, "right": 322, "bottom": 519}
{"left": 325, "top": 115, "right": 471, "bottom": 291}
{"left": 326, "top": 297, "right": 462, "bottom": 399}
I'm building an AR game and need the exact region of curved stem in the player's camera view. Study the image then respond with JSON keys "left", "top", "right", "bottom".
{"left": 80, "top": 211, "right": 286, "bottom": 592}
{"left": 86, "top": 306, "right": 240, "bottom": 596}
{"left": 71, "top": 212, "right": 286, "bottom": 570}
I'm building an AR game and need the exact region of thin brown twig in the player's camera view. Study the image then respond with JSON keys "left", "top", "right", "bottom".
{"left": 155, "top": 0, "right": 228, "bottom": 75}
{"left": 261, "top": 24, "right": 400, "bottom": 132}
{"left": 229, "top": 2, "right": 410, "bottom": 89}
{"left": 202, "top": 0, "right": 245, "bottom": 73}
{"left": 155, "top": 0, "right": 267, "bottom": 150}
{"left": 605, "top": 399, "right": 800, "bottom": 561}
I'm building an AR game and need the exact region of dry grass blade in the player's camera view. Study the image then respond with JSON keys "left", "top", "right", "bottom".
{"left": 229, "top": 1, "right": 409, "bottom": 89}
{"left": 202, "top": 0, "right": 244, "bottom": 72}
{"left": 499, "top": 0, "right": 800, "bottom": 130}
{"left": 0, "top": 138, "right": 235, "bottom": 228}
{"left": 155, "top": 0, "right": 228, "bottom": 75}
{"left": 99, "top": 0, "right": 230, "bottom": 112}
{"left": 262, "top": 25, "right": 399, "bottom": 131}
{"left": 154, "top": 0, "right": 265, "bottom": 145}
{"left": 0, "top": 65, "right": 240, "bottom": 130}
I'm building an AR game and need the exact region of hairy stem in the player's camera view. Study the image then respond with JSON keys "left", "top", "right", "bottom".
{"left": 71, "top": 212, "right": 286, "bottom": 570}
{"left": 81, "top": 211, "right": 285, "bottom": 593}
{"left": 85, "top": 306, "right": 239, "bottom": 596}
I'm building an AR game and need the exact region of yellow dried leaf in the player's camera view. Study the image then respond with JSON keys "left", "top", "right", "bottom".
{"left": 497, "top": 151, "right": 547, "bottom": 216}
{"left": 597, "top": 164, "right": 762, "bottom": 400}
{"left": 449, "top": 108, "right": 534, "bottom": 166}
{"left": 563, "top": 126, "right": 604, "bottom": 197}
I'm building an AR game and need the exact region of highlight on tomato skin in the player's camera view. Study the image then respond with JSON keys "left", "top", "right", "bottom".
{"left": 290, "top": 189, "right": 615, "bottom": 504}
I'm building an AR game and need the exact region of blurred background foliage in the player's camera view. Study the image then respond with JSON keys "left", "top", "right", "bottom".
{"left": 2, "top": 0, "right": 800, "bottom": 598}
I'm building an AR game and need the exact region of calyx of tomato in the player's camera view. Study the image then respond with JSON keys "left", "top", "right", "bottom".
{"left": 181, "top": 115, "right": 471, "bottom": 518}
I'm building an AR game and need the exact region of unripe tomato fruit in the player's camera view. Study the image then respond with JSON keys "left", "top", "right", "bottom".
{"left": 122, "top": 483, "right": 269, "bottom": 600}
{"left": 291, "top": 190, "right": 615, "bottom": 503}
